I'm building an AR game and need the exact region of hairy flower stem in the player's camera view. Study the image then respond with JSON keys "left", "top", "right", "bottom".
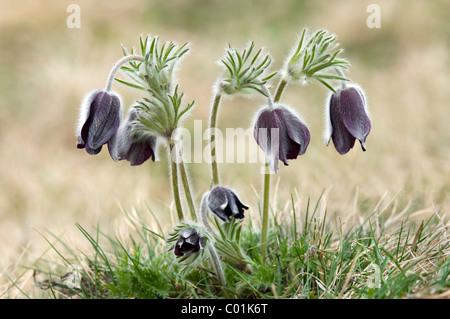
{"left": 199, "top": 192, "right": 214, "bottom": 233}
{"left": 262, "top": 85, "right": 275, "bottom": 110}
{"left": 260, "top": 162, "right": 271, "bottom": 261}
{"left": 273, "top": 77, "right": 288, "bottom": 104}
{"left": 178, "top": 159, "right": 197, "bottom": 221}
{"left": 168, "top": 142, "right": 184, "bottom": 222}
{"left": 260, "top": 81, "right": 287, "bottom": 261}
{"left": 209, "top": 92, "right": 222, "bottom": 187}
{"left": 199, "top": 192, "right": 228, "bottom": 287}
{"left": 208, "top": 245, "right": 228, "bottom": 288}
{"left": 334, "top": 67, "right": 347, "bottom": 89}
{"left": 105, "top": 55, "right": 144, "bottom": 92}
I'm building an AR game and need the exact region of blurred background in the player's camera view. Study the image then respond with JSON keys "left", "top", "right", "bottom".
{"left": 0, "top": 0, "right": 448, "bottom": 297}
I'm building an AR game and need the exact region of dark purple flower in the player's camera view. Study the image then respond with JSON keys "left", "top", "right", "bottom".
{"left": 77, "top": 90, "right": 122, "bottom": 158}
{"left": 208, "top": 186, "right": 249, "bottom": 222}
{"left": 174, "top": 228, "right": 205, "bottom": 257}
{"left": 324, "top": 85, "right": 371, "bottom": 155}
{"left": 254, "top": 104, "right": 310, "bottom": 172}
{"left": 116, "top": 108, "right": 157, "bottom": 166}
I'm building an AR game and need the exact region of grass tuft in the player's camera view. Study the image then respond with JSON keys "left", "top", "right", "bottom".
{"left": 13, "top": 192, "right": 449, "bottom": 299}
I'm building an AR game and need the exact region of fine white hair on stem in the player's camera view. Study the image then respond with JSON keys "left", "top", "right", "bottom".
{"left": 261, "top": 85, "right": 275, "bottom": 110}
{"left": 105, "top": 55, "right": 144, "bottom": 92}
{"left": 199, "top": 191, "right": 214, "bottom": 233}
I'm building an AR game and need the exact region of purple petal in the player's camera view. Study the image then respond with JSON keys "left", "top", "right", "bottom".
{"left": 278, "top": 105, "right": 310, "bottom": 157}
{"left": 254, "top": 107, "right": 282, "bottom": 172}
{"left": 185, "top": 232, "right": 200, "bottom": 246}
{"left": 270, "top": 108, "right": 292, "bottom": 166}
{"left": 127, "top": 140, "right": 156, "bottom": 166}
{"left": 174, "top": 240, "right": 183, "bottom": 256}
{"left": 340, "top": 87, "right": 371, "bottom": 150}
{"left": 77, "top": 89, "right": 101, "bottom": 149}
{"left": 208, "top": 186, "right": 230, "bottom": 222}
{"left": 254, "top": 105, "right": 309, "bottom": 171}
{"left": 116, "top": 108, "right": 157, "bottom": 166}
{"left": 116, "top": 110, "right": 136, "bottom": 158}
{"left": 119, "top": 133, "right": 156, "bottom": 166}
{"left": 174, "top": 228, "right": 203, "bottom": 256}
{"left": 107, "top": 133, "right": 119, "bottom": 161}
{"left": 329, "top": 92, "right": 357, "bottom": 154}
{"left": 229, "top": 193, "right": 247, "bottom": 219}
{"left": 225, "top": 192, "right": 241, "bottom": 219}
{"left": 208, "top": 186, "right": 248, "bottom": 221}
{"left": 85, "top": 144, "right": 103, "bottom": 155}
{"left": 86, "top": 91, "right": 122, "bottom": 150}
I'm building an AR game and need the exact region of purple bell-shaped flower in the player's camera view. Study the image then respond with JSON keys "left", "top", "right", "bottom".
{"left": 174, "top": 228, "right": 205, "bottom": 257}
{"left": 77, "top": 90, "right": 122, "bottom": 159}
{"left": 254, "top": 104, "right": 310, "bottom": 172}
{"left": 207, "top": 186, "right": 249, "bottom": 222}
{"left": 115, "top": 108, "right": 157, "bottom": 166}
{"left": 324, "top": 85, "right": 371, "bottom": 155}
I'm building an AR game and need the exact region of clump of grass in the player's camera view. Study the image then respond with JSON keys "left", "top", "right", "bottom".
{"left": 20, "top": 192, "right": 449, "bottom": 299}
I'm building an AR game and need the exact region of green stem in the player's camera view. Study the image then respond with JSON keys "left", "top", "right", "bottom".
{"left": 208, "top": 245, "right": 228, "bottom": 288}
{"left": 199, "top": 192, "right": 228, "bottom": 287}
{"left": 169, "top": 142, "right": 184, "bottom": 222}
{"left": 209, "top": 92, "right": 222, "bottom": 187}
{"left": 273, "top": 77, "right": 288, "bottom": 103}
{"left": 105, "top": 55, "right": 144, "bottom": 92}
{"left": 260, "top": 163, "right": 271, "bottom": 261}
{"left": 262, "top": 85, "right": 275, "bottom": 110}
{"left": 178, "top": 159, "right": 197, "bottom": 221}
{"left": 334, "top": 67, "right": 347, "bottom": 89}
{"left": 199, "top": 192, "right": 214, "bottom": 233}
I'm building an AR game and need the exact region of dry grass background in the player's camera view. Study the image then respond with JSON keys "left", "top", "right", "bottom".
{"left": 0, "top": 0, "right": 448, "bottom": 298}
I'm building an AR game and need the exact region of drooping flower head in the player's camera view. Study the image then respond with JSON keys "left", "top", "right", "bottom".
{"left": 254, "top": 104, "right": 310, "bottom": 172}
{"left": 115, "top": 108, "right": 157, "bottom": 166}
{"left": 174, "top": 227, "right": 206, "bottom": 257}
{"left": 77, "top": 89, "right": 122, "bottom": 159}
{"left": 207, "top": 186, "right": 249, "bottom": 222}
{"left": 324, "top": 85, "right": 371, "bottom": 155}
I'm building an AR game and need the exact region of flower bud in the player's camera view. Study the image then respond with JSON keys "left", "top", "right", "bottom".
{"left": 115, "top": 108, "right": 157, "bottom": 166}
{"left": 77, "top": 90, "right": 122, "bottom": 159}
{"left": 324, "top": 85, "right": 371, "bottom": 154}
{"left": 207, "top": 186, "right": 249, "bottom": 222}
{"left": 174, "top": 227, "right": 205, "bottom": 257}
{"left": 254, "top": 104, "right": 310, "bottom": 172}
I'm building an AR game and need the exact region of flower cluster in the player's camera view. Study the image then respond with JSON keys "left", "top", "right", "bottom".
{"left": 76, "top": 28, "right": 371, "bottom": 287}
{"left": 251, "top": 29, "right": 371, "bottom": 172}
{"left": 76, "top": 36, "right": 192, "bottom": 167}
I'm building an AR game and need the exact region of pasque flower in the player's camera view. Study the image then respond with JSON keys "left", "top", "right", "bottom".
{"left": 254, "top": 104, "right": 310, "bottom": 172}
{"left": 115, "top": 108, "right": 157, "bottom": 166}
{"left": 170, "top": 223, "right": 226, "bottom": 285}
{"left": 174, "top": 227, "right": 205, "bottom": 257}
{"left": 77, "top": 90, "right": 122, "bottom": 158}
{"left": 324, "top": 85, "right": 371, "bottom": 155}
{"left": 207, "top": 186, "right": 249, "bottom": 222}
